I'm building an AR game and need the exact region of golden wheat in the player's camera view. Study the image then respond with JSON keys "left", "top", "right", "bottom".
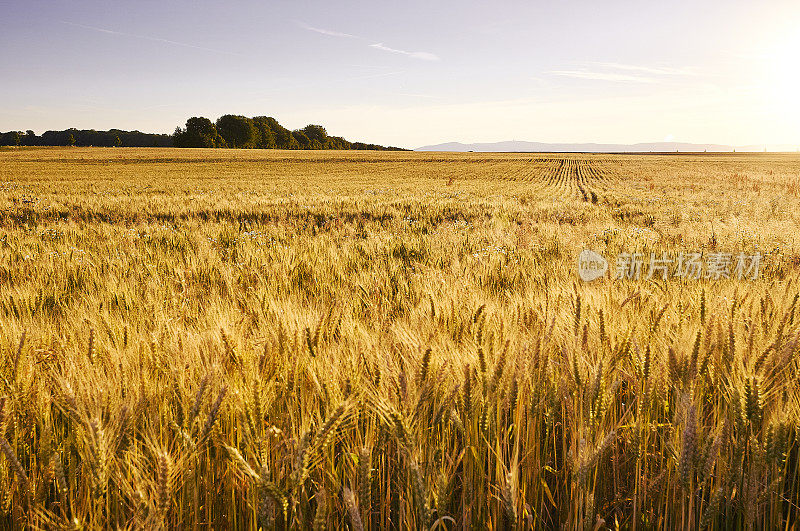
{"left": 0, "top": 147, "right": 799, "bottom": 529}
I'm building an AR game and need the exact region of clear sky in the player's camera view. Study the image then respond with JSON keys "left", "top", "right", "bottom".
{"left": 2, "top": 0, "right": 799, "bottom": 148}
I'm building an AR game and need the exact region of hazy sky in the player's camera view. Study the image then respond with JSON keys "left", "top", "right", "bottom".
{"left": 2, "top": 0, "right": 799, "bottom": 148}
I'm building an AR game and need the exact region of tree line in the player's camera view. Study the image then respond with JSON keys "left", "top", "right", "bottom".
{"left": 0, "top": 129, "right": 172, "bottom": 148}
{"left": 0, "top": 115, "right": 404, "bottom": 150}
{"left": 172, "top": 115, "right": 403, "bottom": 150}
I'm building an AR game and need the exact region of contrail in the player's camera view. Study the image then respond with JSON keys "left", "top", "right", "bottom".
{"left": 60, "top": 21, "right": 245, "bottom": 57}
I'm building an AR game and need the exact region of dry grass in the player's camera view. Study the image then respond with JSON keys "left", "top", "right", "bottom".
{"left": 1, "top": 147, "right": 800, "bottom": 529}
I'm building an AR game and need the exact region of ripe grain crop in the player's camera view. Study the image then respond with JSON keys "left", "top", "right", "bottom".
{"left": 1, "top": 147, "right": 800, "bottom": 529}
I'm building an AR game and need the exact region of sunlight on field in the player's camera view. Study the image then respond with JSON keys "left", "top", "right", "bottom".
{"left": 1, "top": 148, "right": 800, "bottom": 529}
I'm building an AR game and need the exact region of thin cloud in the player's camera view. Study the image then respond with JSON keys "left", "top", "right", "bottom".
{"left": 297, "top": 22, "right": 357, "bottom": 39}
{"left": 60, "top": 21, "right": 243, "bottom": 56}
{"left": 351, "top": 71, "right": 404, "bottom": 80}
{"left": 591, "top": 62, "right": 697, "bottom": 76}
{"left": 546, "top": 70, "right": 657, "bottom": 83}
{"left": 369, "top": 43, "right": 439, "bottom": 61}
{"left": 545, "top": 61, "right": 699, "bottom": 84}
{"left": 297, "top": 22, "right": 440, "bottom": 61}
{"left": 390, "top": 93, "right": 442, "bottom": 99}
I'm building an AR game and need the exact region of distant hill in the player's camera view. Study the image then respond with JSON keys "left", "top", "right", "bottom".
{"left": 415, "top": 141, "right": 798, "bottom": 153}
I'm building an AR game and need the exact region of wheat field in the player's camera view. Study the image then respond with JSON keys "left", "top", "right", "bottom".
{"left": 1, "top": 147, "right": 800, "bottom": 529}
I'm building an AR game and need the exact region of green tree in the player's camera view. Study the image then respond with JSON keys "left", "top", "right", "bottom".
{"left": 292, "top": 130, "right": 311, "bottom": 149}
{"left": 302, "top": 124, "right": 328, "bottom": 149}
{"left": 173, "top": 117, "right": 223, "bottom": 148}
{"left": 67, "top": 133, "right": 76, "bottom": 146}
{"left": 114, "top": 136, "right": 122, "bottom": 147}
{"left": 282, "top": 130, "right": 300, "bottom": 149}
{"left": 327, "top": 136, "right": 351, "bottom": 150}
{"left": 252, "top": 116, "right": 277, "bottom": 149}
{"left": 170, "top": 114, "right": 403, "bottom": 151}
{"left": 264, "top": 118, "right": 295, "bottom": 149}
{"left": 215, "top": 115, "right": 257, "bottom": 148}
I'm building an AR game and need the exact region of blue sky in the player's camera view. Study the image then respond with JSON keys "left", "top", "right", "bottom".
{"left": 2, "top": 0, "right": 799, "bottom": 148}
